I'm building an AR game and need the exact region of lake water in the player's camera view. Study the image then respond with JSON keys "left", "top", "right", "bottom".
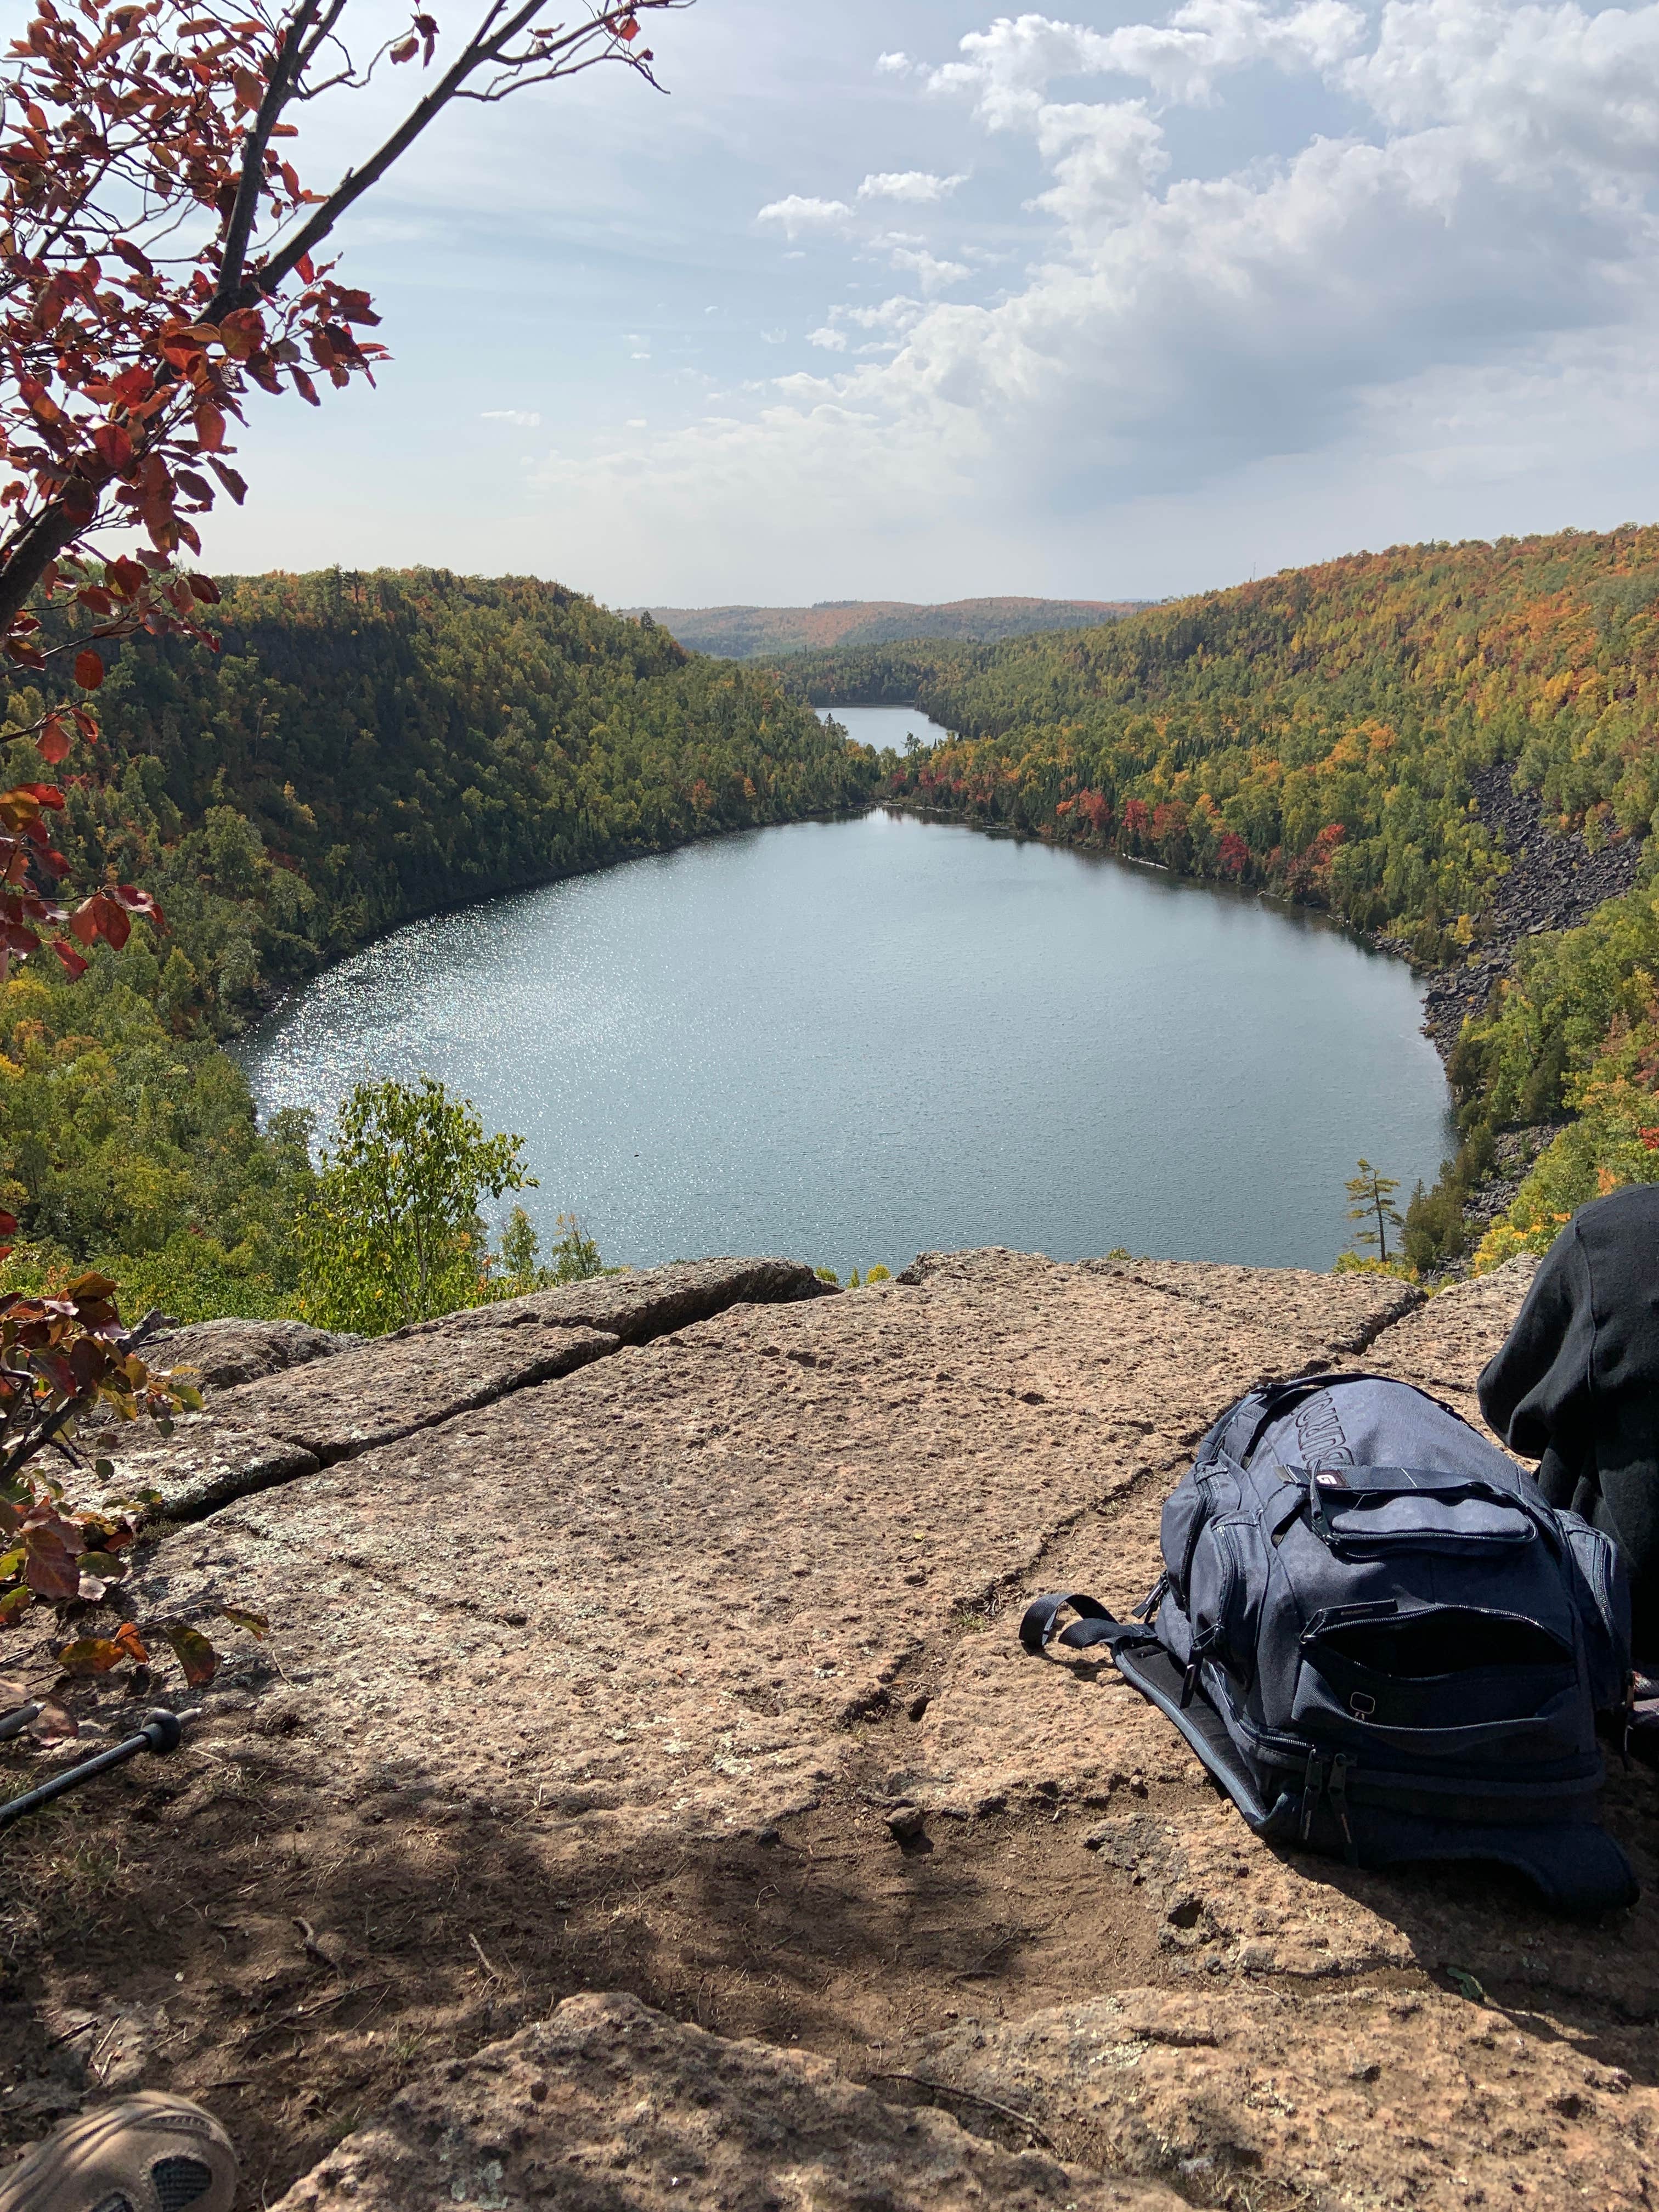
{"left": 819, "top": 704, "right": 952, "bottom": 748}
{"left": 239, "top": 810, "right": 1452, "bottom": 1278}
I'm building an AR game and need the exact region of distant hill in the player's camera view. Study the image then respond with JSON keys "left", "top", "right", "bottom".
{"left": 625, "top": 596, "right": 1146, "bottom": 658}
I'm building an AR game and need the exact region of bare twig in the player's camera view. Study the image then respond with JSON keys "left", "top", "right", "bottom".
{"left": 867, "top": 2072, "right": 1059, "bottom": 2153}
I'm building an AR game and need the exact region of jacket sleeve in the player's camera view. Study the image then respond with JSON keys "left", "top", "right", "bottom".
{"left": 1477, "top": 1229, "right": 1596, "bottom": 1462}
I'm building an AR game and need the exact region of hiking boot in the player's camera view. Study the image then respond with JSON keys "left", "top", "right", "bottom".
{"left": 0, "top": 2094, "right": 235, "bottom": 2212}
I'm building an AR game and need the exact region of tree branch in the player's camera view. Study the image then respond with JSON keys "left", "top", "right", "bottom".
{"left": 205, "top": 0, "right": 325, "bottom": 323}
{"left": 257, "top": 0, "right": 675, "bottom": 296}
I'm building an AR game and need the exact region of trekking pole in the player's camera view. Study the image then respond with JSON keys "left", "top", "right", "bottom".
{"left": 0, "top": 1709, "right": 184, "bottom": 1834}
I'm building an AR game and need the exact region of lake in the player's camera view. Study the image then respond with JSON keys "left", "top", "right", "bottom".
{"left": 819, "top": 704, "right": 951, "bottom": 749}
{"left": 238, "top": 808, "right": 1453, "bottom": 1278}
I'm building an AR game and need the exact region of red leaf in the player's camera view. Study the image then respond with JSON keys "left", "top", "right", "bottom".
{"left": 25, "top": 1528, "right": 81, "bottom": 1600}
{"left": 91, "top": 421, "right": 133, "bottom": 472}
{"left": 205, "top": 457, "right": 247, "bottom": 505}
{"left": 194, "top": 403, "right": 226, "bottom": 453}
{"left": 188, "top": 573, "right": 221, "bottom": 605}
{"left": 72, "top": 650, "right": 104, "bottom": 691}
{"left": 617, "top": 12, "right": 639, "bottom": 37}
{"left": 51, "top": 939, "right": 88, "bottom": 979}
{"left": 36, "top": 718, "right": 70, "bottom": 765}
{"left": 113, "top": 1621, "right": 149, "bottom": 1663}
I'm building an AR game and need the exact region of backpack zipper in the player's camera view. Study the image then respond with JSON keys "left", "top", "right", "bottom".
{"left": 1299, "top": 1750, "right": 1323, "bottom": 1841}
{"left": 1134, "top": 1571, "right": 1169, "bottom": 1622}
{"left": 1329, "top": 1752, "right": 1357, "bottom": 1864}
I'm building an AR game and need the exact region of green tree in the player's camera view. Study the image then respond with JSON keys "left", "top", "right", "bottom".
{"left": 301, "top": 1076, "right": 531, "bottom": 1334}
{"left": 495, "top": 1205, "right": 604, "bottom": 1293}
{"left": 1345, "top": 1158, "right": 1404, "bottom": 1264}
{"left": 498, "top": 1204, "right": 543, "bottom": 1295}
{"left": 547, "top": 1213, "right": 605, "bottom": 1285}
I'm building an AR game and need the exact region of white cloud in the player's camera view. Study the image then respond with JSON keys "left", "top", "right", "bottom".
{"left": 529, "top": 0, "right": 1659, "bottom": 597}
{"left": 1030, "top": 100, "right": 1167, "bottom": 230}
{"left": 809, "top": 295, "right": 929, "bottom": 357}
{"left": 881, "top": 245, "right": 971, "bottom": 293}
{"left": 756, "top": 194, "right": 854, "bottom": 238}
{"left": 760, "top": 328, "right": 788, "bottom": 344}
{"left": 481, "top": 408, "right": 541, "bottom": 428}
{"left": 925, "top": 3, "right": 1366, "bottom": 125}
{"left": 856, "top": 170, "right": 966, "bottom": 202}
{"left": 875, "top": 51, "right": 913, "bottom": 76}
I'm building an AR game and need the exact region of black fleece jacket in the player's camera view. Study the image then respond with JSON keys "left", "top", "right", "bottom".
{"left": 1478, "top": 1181, "right": 1659, "bottom": 1662}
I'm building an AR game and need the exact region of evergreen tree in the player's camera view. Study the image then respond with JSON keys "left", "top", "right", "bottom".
{"left": 1345, "top": 1159, "right": 1404, "bottom": 1265}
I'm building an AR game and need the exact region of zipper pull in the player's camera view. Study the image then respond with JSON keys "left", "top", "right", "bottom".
{"left": 1133, "top": 1571, "right": 1169, "bottom": 1622}
{"left": 1329, "top": 1753, "right": 1357, "bottom": 1864}
{"left": 1300, "top": 1749, "right": 1323, "bottom": 1842}
{"left": 1179, "top": 1655, "right": 1200, "bottom": 1709}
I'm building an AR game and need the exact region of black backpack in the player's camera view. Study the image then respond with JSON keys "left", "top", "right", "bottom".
{"left": 1022, "top": 1373, "right": 1638, "bottom": 1915}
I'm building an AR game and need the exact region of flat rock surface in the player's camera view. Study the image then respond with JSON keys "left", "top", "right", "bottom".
{"left": 3, "top": 1247, "right": 1653, "bottom": 2212}
{"left": 913, "top": 1979, "right": 1658, "bottom": 2211}
{"left": 1365, "top": 1254, "right": 1539, "bottom": 1432}
{"left": 210, "top": 1321, "right": 619, "bottom": 1466}
{"left": 400, "top": 1255, "right": 831, "bottom": 1342}
{"left": 146, "top": 1318, "right": 363, "bottom": 1391}
{"left": 273, "top": 1990, "right": 1181, "bottom": 2211}
{"left": 96, "top": 1418, "right": 321, "bottom": 1520}
{"left": 119, "top": 1251, "right": 1424, "bottom": 1837}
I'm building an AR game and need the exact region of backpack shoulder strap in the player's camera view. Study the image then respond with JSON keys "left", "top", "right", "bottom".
{"left": 1017, "top": 1595, "right": 1274, "bottom": 1830}
{"left": 1018, "top": 1591, "right": 1161, "bottom": 1656}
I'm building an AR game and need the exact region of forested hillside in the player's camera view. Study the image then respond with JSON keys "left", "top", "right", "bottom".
{"left": 796, "top": 528, "right": 1659, "bottom": 1268}
{"left": 635, "top": 595, "right": 1142, "bottom": 658}
{"left": 1, "top": 571, "right": 881, "bottom": 1314}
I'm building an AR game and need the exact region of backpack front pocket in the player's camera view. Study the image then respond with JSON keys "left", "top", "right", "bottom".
{"left": 1301, "top": 1468, "right": 1538, "bottom": 1558}
{"left": 1296, "top": 1603, "right": 1578, "bottom": 1742}
{"left": 1187, "top": 1513, "right": 1269, "bottom": 1685}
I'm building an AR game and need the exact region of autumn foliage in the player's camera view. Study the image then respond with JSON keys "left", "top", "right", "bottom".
{"left": 0, "top": 0, "right": 685, "bottom": 986}
{"left": 0, "top": 1266, "right": 267, "bottom": 1706}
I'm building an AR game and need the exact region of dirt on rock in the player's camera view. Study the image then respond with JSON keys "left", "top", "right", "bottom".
{"left": 0, "top": 1251, "right": 1652, "bottom": 2212}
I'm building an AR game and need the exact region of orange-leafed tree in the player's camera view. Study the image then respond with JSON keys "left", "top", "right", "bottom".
{"left": 0, "top": 0, "right": 686, "bottom": 986}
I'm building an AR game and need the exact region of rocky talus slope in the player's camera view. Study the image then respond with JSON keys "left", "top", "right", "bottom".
{"left": 2, "top": 1252, "right": 1655, "bottom": 2212}
{"left": 1413, "top": 762, "right": 1645, "bottom": 1058}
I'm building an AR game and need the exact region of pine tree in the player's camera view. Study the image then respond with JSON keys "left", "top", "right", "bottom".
{"left": 1346, "top": 1158, "right": 1404, "bottom": 1264}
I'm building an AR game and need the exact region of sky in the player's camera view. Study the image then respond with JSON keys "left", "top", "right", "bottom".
{"left": 196, "top": 0, "right": 1659, "bottom": 607}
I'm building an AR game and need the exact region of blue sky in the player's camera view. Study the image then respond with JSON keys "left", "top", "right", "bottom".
{"left": 199, "top": 1, "right": 1659, "bottom": 606}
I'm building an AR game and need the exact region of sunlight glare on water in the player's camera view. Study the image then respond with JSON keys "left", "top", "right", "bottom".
{"left": 238, "top": 809, "right": 1452, "bottom": 1277}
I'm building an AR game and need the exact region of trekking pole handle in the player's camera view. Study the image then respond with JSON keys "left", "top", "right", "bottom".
{"left": 0, "top": 1708, "right": 184, "bottom": 1834}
